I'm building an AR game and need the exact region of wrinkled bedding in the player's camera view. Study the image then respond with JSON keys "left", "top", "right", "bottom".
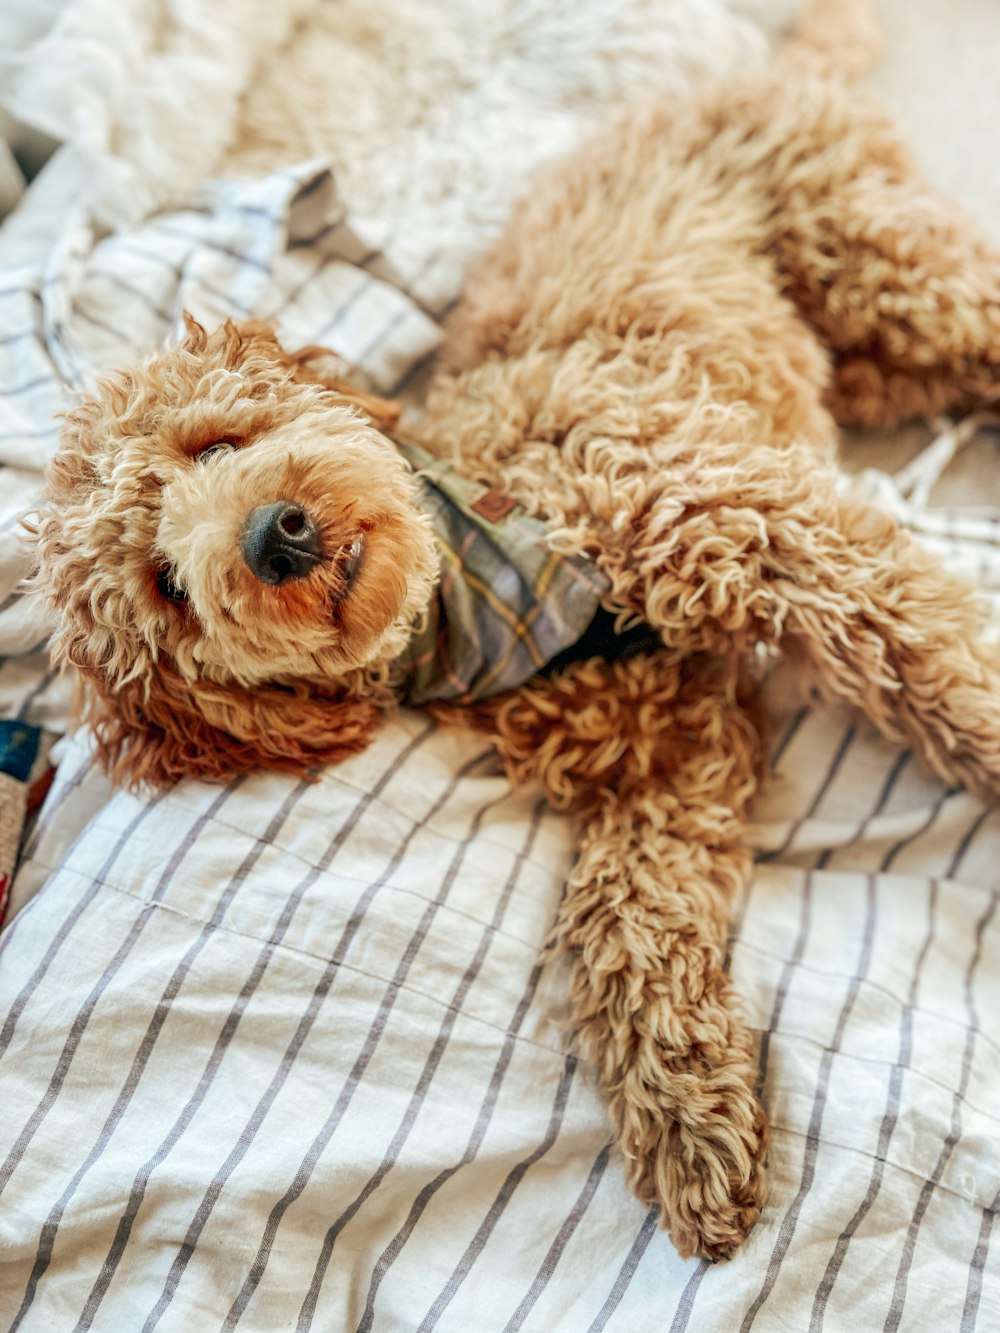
{"left": 1, "top": 2, "right": 999, "bottom": 1329}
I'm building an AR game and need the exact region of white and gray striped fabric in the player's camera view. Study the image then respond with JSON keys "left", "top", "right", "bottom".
{"left": 3, "top": 10, "right": 1000, "bottom": 1328}
{"left": 3, "top": 664, "right": 1000, "bottom": 1331}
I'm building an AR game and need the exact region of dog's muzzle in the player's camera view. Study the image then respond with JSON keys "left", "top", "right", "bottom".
{"left": 241, "top": 501, "right": 322, "bottom": 585}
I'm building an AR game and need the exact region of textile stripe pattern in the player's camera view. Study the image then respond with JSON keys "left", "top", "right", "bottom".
{"left": 2, "top": 679, "right": 1000, "bottom": 1329}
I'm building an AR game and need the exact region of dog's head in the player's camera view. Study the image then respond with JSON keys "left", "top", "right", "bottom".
{"left": 29, "top": 317, "right": 438, "bottom": 787}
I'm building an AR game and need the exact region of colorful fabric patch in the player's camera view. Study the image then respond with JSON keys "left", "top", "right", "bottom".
{"left": 0, "top": 720, "right": 52, "bottom": 926}
{"left": 0, "top": 720, "right": 43, "bottom": 783}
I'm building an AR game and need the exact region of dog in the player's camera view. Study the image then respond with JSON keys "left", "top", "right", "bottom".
{"left": 28, "top": 0, "right": 1000, "bottom": 1260}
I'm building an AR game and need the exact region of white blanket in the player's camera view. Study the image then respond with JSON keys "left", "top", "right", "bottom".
{"left": 1, "top": 2, "right": 999, "bottom": 1330}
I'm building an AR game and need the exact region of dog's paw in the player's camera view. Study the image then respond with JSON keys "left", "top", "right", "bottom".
{"left": 669, "top": 1092, "right": 769, "bottom": 1261}
{"left": 622, "top": 1062, "right": 769, "bottom": 1262}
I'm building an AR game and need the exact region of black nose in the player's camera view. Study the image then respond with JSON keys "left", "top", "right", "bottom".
{"left": 241, "top": 501, "right": 322, "bottom": 585}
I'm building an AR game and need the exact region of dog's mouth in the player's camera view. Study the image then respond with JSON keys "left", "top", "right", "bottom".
{"left": 329, "top": 533, "right": 365, "bottom": 608}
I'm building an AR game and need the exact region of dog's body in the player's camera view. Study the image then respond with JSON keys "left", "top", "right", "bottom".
{"left": 30, "top": 0, "right": 1000, "bottom": 1260}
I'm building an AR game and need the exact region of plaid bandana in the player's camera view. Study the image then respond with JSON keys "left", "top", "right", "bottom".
{"left": 392, "top": 439, "right": 611, "bottom": 705}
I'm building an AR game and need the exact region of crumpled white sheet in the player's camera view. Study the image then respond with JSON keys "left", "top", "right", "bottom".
{"left": 0, "top": 0, "right": 801, "bottom": 294}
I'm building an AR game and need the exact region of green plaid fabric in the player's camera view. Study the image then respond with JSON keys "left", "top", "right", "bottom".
{"left": 393, "top": 438, "right": 610, "bottom": 705}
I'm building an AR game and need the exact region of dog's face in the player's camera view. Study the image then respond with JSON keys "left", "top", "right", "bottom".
{"left": 30, "top": 318, "right": 438, "bottom": 786}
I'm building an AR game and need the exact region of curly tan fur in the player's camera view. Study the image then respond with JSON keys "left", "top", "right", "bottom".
{"left": 28, "top": 0, "right": 1000, "bottom": 1260}
{"left": 449, "top": 653, "right": 766, "bottom": 1259}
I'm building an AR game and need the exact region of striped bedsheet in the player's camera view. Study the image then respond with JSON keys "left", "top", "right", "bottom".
{"left": 2, "top": 11, "right": 1000, "bottom": 1327}
{"left": 2, "top": 667, "right": 1000, "bottom": 1331}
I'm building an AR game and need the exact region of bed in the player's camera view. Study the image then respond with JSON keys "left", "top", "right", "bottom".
{"left": 1, "top": 1, "right": 999, "bottom": 1328}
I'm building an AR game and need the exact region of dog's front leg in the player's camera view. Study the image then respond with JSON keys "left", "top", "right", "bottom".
{"left": 772, "top": 495, "right": 1000, "bottom": 803}
{"left": 555, "top": 781, "right": 767, "bottom": 1261}
{"left": 464, "top": 652, "right": 767, "bottom": 1260}
{"left": 596, "top": 450, "right": 1000, "bottom": 805}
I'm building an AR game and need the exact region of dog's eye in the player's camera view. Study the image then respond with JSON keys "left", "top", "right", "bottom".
{"left": 195, "top": 439, "right": 237, "bottom": 462}
{"left": 156, "top": 567, "right": 188, "bottom": 603}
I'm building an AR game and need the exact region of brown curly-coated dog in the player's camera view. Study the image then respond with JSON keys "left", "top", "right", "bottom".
{"left": 29, "top": 0, "right": 1000, "bottom": 1261}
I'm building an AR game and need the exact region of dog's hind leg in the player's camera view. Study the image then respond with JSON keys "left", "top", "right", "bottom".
{"left": 766, "top": 82, "right": 1000, "bottom": 431}
{"left": 806, "top": 210, "right": 1000, "bottom": 433}
{"left": 470, "top": 653, "right": 768, "bottom": 1260}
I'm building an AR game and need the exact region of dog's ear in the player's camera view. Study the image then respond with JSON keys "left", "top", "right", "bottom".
{"left": 181, "top": 311, "right": 288, "bottom": 369}
{"left": 75, "top": 657, "right": 381, "bottom": 790}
